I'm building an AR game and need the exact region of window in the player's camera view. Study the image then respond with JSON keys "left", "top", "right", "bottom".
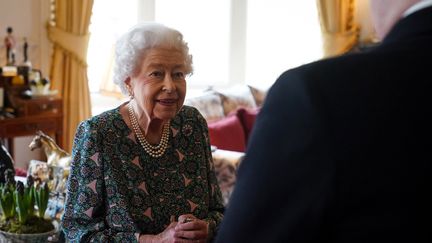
{"left": 87, "top": 0, "right": 323, "bottom": 94}
{"left": 246, "top": 0, "right": 322, "bottom": 88}
{"left": 154, "top": 0, "right": 231, "bottom": 88}
{"left": 87, "top": 0, "right": 138, "bottom": 93}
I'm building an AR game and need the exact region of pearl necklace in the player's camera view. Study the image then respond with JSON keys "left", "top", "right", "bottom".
{"left": 128, "top": 103, "right": 170, "bottom": 158}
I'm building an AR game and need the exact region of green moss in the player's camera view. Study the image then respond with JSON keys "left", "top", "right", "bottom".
{"left": 0, "top": 216, "right": 54, "bottom": 234}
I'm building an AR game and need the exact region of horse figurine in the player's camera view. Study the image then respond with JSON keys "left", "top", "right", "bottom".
{"left": 29, "top": 131, "right": 71, "bottom": 219}
{"left": 29, "top": 130, "right": 71, "bottom": 168}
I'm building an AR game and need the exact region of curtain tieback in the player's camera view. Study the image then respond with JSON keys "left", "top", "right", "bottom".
{"left": 47, "top": 24, "right": 90, "bottom": 65}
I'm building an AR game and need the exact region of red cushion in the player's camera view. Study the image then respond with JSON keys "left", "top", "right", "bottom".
{"left": 237, "top": 107, "right": 260, "bottom": 141}
{"left": 207, "top": 115, "right": 246, "bottom": 152}
{"left": 15, "top": 167, "right": 27, "bottom": 177}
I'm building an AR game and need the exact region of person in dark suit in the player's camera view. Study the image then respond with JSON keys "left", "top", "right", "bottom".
{"left": 216, "top": 0, "right": 432, "bottom": 242}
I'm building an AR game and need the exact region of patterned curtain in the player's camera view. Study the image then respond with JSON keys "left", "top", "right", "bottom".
{"left": 316, "top": 0, "right": 360, "bottom": 57}
{"left": 47, "top": 0, "right": 94, "bottom": 152}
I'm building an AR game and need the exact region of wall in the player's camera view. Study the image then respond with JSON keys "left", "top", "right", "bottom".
{"left": 0, "top": 0, "right": 52, "bottom": 74}
{"left": 0, "top": 0, "right": 52, "bottom": 169}
{"left": 356, "top": 0, "right": 376, "bottom": 42}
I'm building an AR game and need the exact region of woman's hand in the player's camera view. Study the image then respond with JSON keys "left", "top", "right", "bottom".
{"left": 174, "top": 214, "right": 209, "bottom": 242}
{"left": 139, "top": 221, "right": 178, "bottom": 243}
{"left": 139, "top": 215, "right": 209, "bottom": 243}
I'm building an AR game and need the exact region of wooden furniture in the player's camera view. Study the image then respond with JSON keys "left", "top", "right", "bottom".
{"left": 0, "top": 95, "right": 63, "bottom": 159}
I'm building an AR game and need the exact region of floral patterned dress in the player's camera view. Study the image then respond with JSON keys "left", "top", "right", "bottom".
{"left": 61, "top": 105, "right": 224, "bottom": 242}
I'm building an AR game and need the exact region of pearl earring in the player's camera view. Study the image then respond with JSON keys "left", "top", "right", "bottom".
{"left": 127, "top": 85, "right": 134, "bottom": 99}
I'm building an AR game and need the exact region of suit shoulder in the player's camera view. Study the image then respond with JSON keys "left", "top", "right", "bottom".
{"left": 276, "top": 51, "right": 375, "bottom": 89}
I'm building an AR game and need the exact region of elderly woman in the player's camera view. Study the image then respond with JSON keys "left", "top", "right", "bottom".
{"left": 62, "top": 23, "right": 224, "bottom": 242}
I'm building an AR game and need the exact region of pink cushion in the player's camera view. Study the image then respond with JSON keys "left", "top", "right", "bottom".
{"left": 15, "top": 167, "right": 27, "bottom": 177}
{"left": 208, "top": 115, "right": 246, "bottom": 152}
{"left": 237, "top": 107, "right": 260, "bottom": 141}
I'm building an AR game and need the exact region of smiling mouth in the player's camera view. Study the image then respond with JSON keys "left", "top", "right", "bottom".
{"left": 156, "top": 99, "right": 177, "bottom": 106}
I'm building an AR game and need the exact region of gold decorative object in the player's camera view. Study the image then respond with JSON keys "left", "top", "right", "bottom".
{"left": 29, "top": 130, "right": 71, "bottom": 194}
{"left": 29, "top": 130, "right": 70, "bottom": 168}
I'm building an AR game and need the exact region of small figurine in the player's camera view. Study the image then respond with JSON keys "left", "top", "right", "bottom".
{"left": 29, "top": 72, "right": 51, "bottom": 95}
{"left": 23, "top": 37, "right": 28, "bottom": 62}
{"left": 21, "top": 37, "right": 32, "bottom": 68}
{"left": 29, "top": 130, "right": 71, "bottom": 168}
{"left": 29, "top": 131, "right": 71, "bottom": 199}
{"left": 4, "top": 26, "right": 16, "bottom": 65}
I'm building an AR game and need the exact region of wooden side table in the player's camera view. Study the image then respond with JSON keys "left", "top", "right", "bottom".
{"left": 0, "top": 95, "right": 63, "bottom": 159}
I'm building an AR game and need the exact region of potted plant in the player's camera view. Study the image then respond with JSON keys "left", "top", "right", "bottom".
{"left": 0, "top": 169, "right": 57, "bottom": 242}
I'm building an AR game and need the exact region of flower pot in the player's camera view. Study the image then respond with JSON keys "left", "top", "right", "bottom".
{"left": 0, "top": 221, "right": 58, "bottom": 243}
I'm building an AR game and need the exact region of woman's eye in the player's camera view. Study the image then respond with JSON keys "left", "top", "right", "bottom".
{"left": 150, "top": 71, "right": 163, "bottom": 78}
{"left": 173, "top": 72, "right": 185, "bottom": 79}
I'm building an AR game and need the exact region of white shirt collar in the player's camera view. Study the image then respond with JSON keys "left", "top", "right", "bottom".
{"left": 403, "top": 0, "right": 432, "bottom": 17}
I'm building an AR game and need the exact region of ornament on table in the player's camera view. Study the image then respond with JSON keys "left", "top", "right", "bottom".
{"left": 4, "top": 26, "right": 16, "bottom": 65}
{"left": 29, "top": 70, "right": 50, "bottom": 96}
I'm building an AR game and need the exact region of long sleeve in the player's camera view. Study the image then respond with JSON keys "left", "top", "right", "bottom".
{"left": 61, "top": 121, "right": 139, "bottom": 242}
{"left": 62, "top": 106, "right": 225, "bottom": 242}
{"left": 197, "top": 112, "right": 225, "bottom": 241}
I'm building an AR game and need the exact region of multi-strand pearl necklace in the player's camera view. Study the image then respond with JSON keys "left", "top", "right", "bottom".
{"left": 128, "top": 103, "right": 170, "bottom": 158}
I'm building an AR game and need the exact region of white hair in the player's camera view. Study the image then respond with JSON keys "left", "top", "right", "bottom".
{"left": 113, "top": 22, "right": 193, "bottom": 95}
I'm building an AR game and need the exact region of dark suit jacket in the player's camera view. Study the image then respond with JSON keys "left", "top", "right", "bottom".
{"left": 216, "top": 7, "right": 432, "bottom": 243}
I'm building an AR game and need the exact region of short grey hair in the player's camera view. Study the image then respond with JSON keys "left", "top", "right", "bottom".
{"left": 113, "top": 22, "right": 193, "bottom": 95}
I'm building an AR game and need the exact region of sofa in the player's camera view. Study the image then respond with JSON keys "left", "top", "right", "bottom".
{"left": 184, "top": 85, "right": 267, "bottom": 152}
{"left": 184, "top": 84, "right": 268, "bottom": 204}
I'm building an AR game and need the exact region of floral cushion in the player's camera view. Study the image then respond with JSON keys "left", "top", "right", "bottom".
{"left": 216, "top": 85, "right": 257, "bottom": 116}
{"left": 248, "top": 85, "right": 268, "bottom": 107}
{"left": 212, "top": 150, "right": 244, "bottom": 206}
{"left": 184, "top": 91, "right": 225, "bottom": 122}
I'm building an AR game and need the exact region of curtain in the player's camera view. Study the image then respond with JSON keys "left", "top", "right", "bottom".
{"left": 47, "top": 0, "right": 94, "bottom": 152}
{"left": 316, "top": 0, "right": 359, "bottom": 57}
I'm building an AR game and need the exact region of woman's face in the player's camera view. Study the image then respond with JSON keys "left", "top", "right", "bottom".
{"left": 127, "top": 47, "right": 187, "bottom": 121}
